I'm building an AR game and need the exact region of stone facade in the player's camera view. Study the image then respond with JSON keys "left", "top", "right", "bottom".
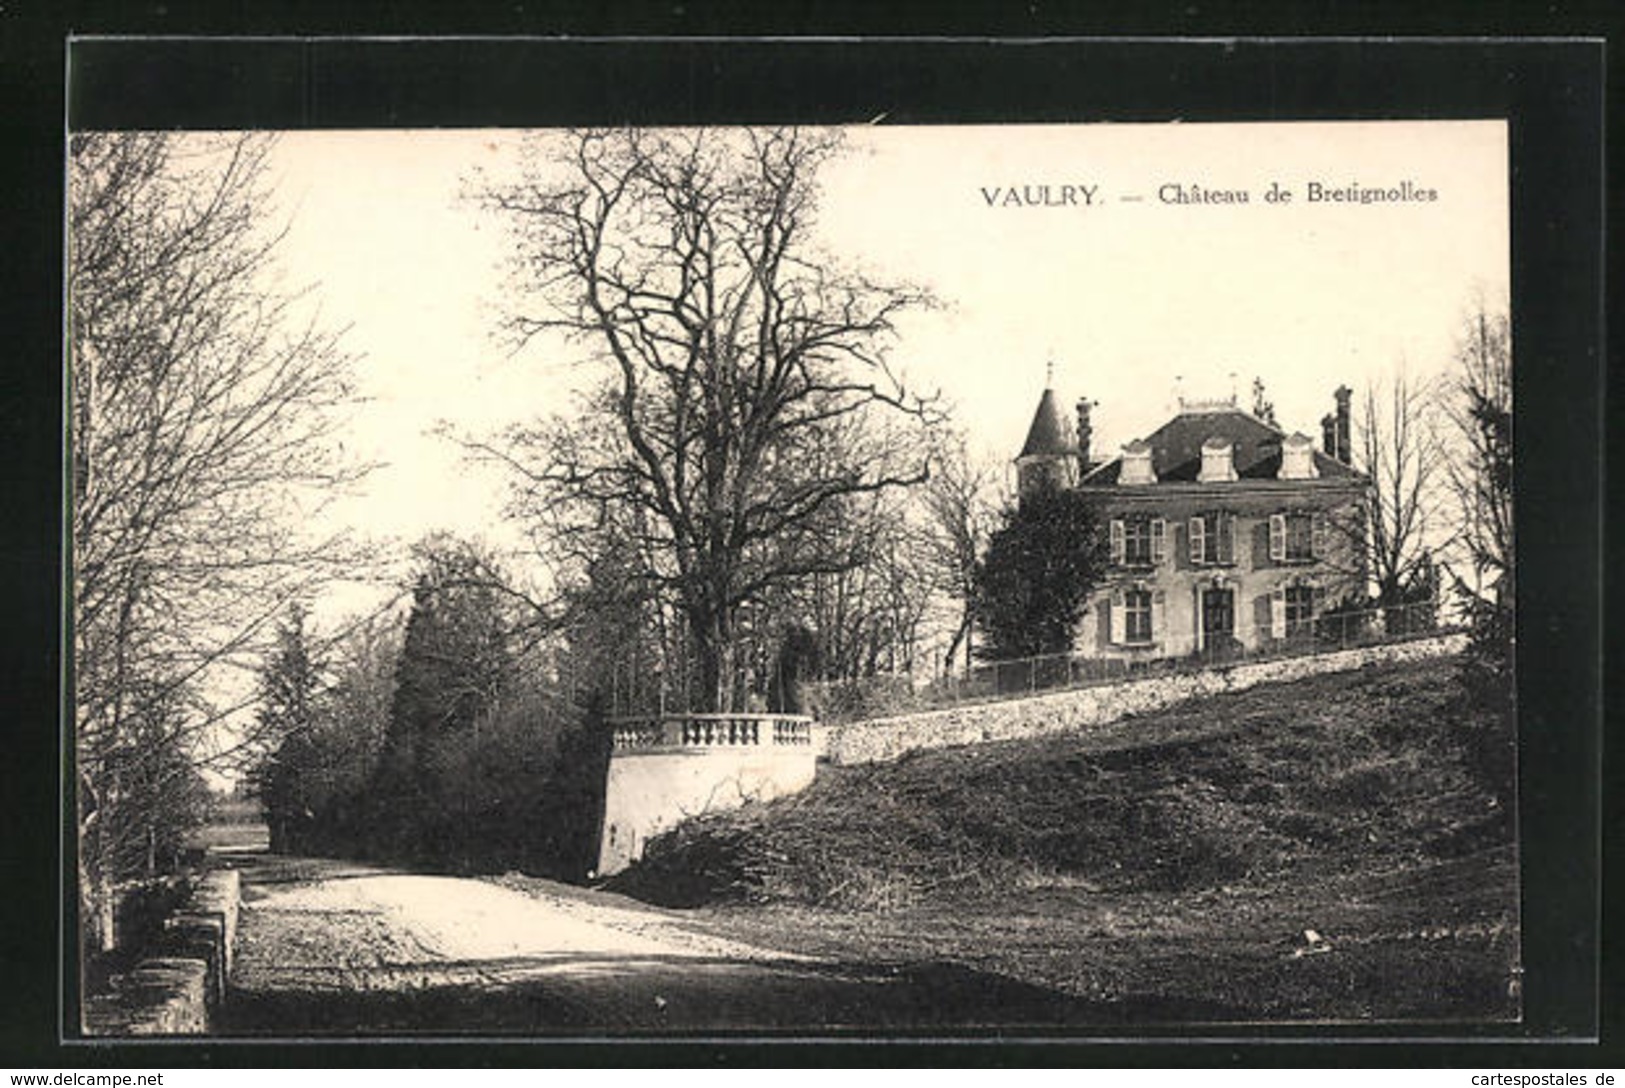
{"left": 1018, "top": 384, "right": 1371, "bottom": 660}
{"left": 1082, "top": 474, "right": 1368, "bottom": 658}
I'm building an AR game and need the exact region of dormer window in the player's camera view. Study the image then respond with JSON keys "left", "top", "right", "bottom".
{"left": 1198, "top": 437, "right": 1237, "bottom": 483}
{"left": 1119, "top": 440, "right": 1157, "bottom": 485}
{"left": 1278, "top": 432, "right": 1320, "bottom": 480}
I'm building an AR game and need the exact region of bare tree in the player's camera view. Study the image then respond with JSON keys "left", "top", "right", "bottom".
{"left": 919, "top": 430, "right": 1004, "bottom": 672}
{"left": 1445, "top": 305, "right": 1513, "bottom": 610}
{"left": 1443, "top": 302, "right": 1515, "bottom": 812}
{"left": 1354, "top": 369, "right": 1452, "bottom": 627}
{"left": 473, "top": 128, "right": 939, "bottom": 711}
{"left": 70, "top": 132, "right": 365, "bottom": 951}
{"left": 790, "top": 486, "right": 935, "bottom": 681}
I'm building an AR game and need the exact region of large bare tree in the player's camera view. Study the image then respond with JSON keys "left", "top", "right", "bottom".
{"left": 474, "top": 128, "right": 938, "bottom": 712}
{"left": 919, "top": 430, "right": 1004, "bottom": 673}
{"left": 70, "top": 132, "right": 364, "bottom": 951}
{"left": 1354, "top": 369, "right": 1452, "bottom": 626}
{"left": 1445, "top": 305, "right": 1513, "bottom": 610}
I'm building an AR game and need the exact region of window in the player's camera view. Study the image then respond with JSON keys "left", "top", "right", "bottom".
{"left": 1269, "top": 512, "right": 1323, "bottom": 563}
{"left": 1271, "top": 582, "right": 1318, "bottom": 639}
{"left": 1124, "top": 588, "right": 1153, "bottom": 643}
{"left": 1124, "top": 519, "right": 1150, "bottom": 564}
{"left": 1189, "top": 512, "right": 1235, "bottom": 565}
{"left": 1110, "top": 516, "right": 1166, "bottom": 567}
{"left": 1110, "top": 585, "right": 1162, "bottom": 646}
{"left": 1285, "top": 585, "right": 1315, "bottom": 636}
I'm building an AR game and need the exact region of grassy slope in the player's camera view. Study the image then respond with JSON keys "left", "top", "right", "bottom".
{"left": 607, "top": 655, "right": 1520, "bottom": 1022}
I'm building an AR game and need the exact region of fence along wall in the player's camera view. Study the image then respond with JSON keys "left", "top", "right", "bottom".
{"left": 596, "top": 714, "right": 816, "bottom": 877}
{"left": 807, "top": 599, "right": 1447, "bottom": 725}
{"left": 821, "top": 631, "right": 1467, "bottom": 767}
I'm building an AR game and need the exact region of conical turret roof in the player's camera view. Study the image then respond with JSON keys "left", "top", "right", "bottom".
{"left": 1018, "top": 387, "right": 1075, "bottom": 459}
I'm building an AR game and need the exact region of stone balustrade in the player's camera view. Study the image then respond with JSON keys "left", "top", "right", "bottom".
{"left": 597, "top": 712, "right": 820, "bottom": 876}
{"left": 610, "top": 713, "right": 814, "bottom": 751}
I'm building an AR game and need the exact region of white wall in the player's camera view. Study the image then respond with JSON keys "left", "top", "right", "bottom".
{"left": 596, "top": 744, "right": 818, "bottom": 876}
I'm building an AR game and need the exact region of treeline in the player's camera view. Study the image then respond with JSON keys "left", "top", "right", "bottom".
{"left": 70, "top": 132, "right": 366, "bottom": 954}
{"left": 252, "top": 540, "right": 609, "bottom": 878}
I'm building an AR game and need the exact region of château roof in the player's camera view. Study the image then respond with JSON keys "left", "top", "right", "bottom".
{"left": 1017, "top": 387, "right": 1075, "bottom": 459}
{"left": 1081, "top": 407, "right": 1361, "bottom": 485}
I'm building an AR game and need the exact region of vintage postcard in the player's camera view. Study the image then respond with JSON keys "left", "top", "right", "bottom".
{"left": 68, "top": 113, "right": 1534, "bottom": 1039}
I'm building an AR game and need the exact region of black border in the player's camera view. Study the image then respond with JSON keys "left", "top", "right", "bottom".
{"left": 5, "top": 25, "right": 1608, "bottom": 1068}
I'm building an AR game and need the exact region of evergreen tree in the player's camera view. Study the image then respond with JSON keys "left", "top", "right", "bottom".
{"left": 972, "top": 488, "right": 1107, "bottom": 660}
{"left": 1447, "top": 305, "right": 1514, "bottom": 814}
{"left": 371, "top": 539, "right": 518, "bottom": 862}
{"left": 251, "top": 604, "right": 325, "bottom": 854}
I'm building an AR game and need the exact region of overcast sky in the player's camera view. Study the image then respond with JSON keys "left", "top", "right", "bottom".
{"left": 265, "top": 120, "right": 1509, "bottom": 612}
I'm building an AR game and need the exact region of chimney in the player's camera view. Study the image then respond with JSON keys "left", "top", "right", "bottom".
{"left": 1198, "top": 437, "right": 1237, "bottom": 483}
{"left": 1334, "top": 385, "right": 1353, "bottom": 465}
{"left": 1321, "top": 413, "right": 1338, "bottom": 460}
{"left": 1075, "top": 398, "right": 1093, "bottom": 475}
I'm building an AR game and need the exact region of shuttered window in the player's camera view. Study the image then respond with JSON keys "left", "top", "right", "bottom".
{"left": 1111, "top": 586, "right": 1158, "bottom": 645}
{"left": 1270, "top": 512, "right": 1316, "bottom": 563}
{"left": 1286, "top": 585, "right": 1316, "bottom": 635}
{"left": 1113, "top": 516, "right": 1165, "bottom": 567}
{"left": 1123, "top": 588, "right": 1153, "bottom": 643}
{"left": 1190, "top": 512, "right": 1234, "bottom": 565}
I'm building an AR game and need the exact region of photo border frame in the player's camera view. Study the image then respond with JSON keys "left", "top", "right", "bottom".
{"left": 13, "top": 29, "right": 1607, "bottom": 1066}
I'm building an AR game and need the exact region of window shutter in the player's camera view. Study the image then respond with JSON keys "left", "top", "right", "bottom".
{"left": 1150, "top": 517, "right": 1166, "bottom": 563}
{"left": 1109, "top": 519, "right": 1125, "bottom": 565}
{"left": 1312, "top": 512, "right": 1329, "bottom": 559}
{"left": 1189, "top": 515, "right": 1205, "bottom": 564}
{"left": 1271, "top": 586, "right": 1287, "bottom": 639}
{"left": 1193, "top": 585, "right": 1205, "bottom": 652}
{"left": 1218, "top": 513, "right": 1235, "bottom": 564}
{"left": 1269, "top": 513, "right": 1286, "bottom": 562}
{"left": 1152, "top": 589, "right": 1166, "bottom": 641}
{"left": 1109, "top": 589, "right": 1126, "bottom": 645}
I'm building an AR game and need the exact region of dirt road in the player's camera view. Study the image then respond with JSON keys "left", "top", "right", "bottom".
{"left": 222, "top": 853, "right": 1086, "bottom": 1035}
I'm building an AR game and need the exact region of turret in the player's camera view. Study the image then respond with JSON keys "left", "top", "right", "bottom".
{"left": 1016, "top": 385, "right": 1078, "bottom": 503}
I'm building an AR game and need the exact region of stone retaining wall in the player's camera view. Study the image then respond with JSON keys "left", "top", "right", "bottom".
{"left": 83, "top": 958, "right": 212, "bottom": 1035}
{"left": 822, "top": 633, "right": 1467, "bottom": 766}
{"left": 598, "top": 743, "right": 817, "bottom": 877}
{"left": 82, "top": 867, "right": 242, "bottom": 1036}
